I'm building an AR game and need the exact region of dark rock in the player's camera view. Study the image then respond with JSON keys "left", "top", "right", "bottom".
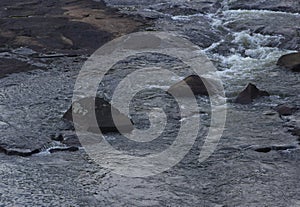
{"left": 168, "top": 75, "right": 220, "bottom": 97}
{"left": 63, "top": 97, "right": 134, "bottom": 134}
{"left": 277, "top": 52, "right": 300, "bottom": 72}
{"left": 289, "top": 128, "right": 300, "bottom": 137}
{"left": 0, "top": 145, "right": 40, "bottom": 157}
{"left": 50, "top": 133, "right": 64, "bottom": 142}
{"left": 254, "top": 145, "right": 296, "bottom": 153}
{"left": 272, "top": 145, "right": 297, "bottom": 151}
{"left": 254, "top": 147, "right": 272, "bottom": 153}
{"left": 235, "top": 83, "right": 270, "bottom": 104}
{"left": 0, "top": 58, "right": 41, "bottom": 78}
{"left": 274, "top": 104, "right": 297, "bottom": 116}
{"left": 49, "top": 146, "right": 79, "bottom": 154}
{"left": 62, "top": 134, "right": 81, "bottom": 147}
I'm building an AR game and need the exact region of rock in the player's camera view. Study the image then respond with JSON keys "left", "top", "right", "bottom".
{"left": 0, "top": 58, "right": 41, "bottom": 78}
{"left": 0, "top": 0, "right": 145, "bottom": 54}
{"left": 167, "top": 75, "right": 220, "bottom": 97}
{"left": 290, "top": 128, "right": 300, "bottom": 137}
{"left": 62, "top": 134, "right": 81, "bottom": 147}
{"left": 63, "top": 97, "right": 134, "bottom": 133}
{"left": 0, "top": 145, "right": 40, "bottom": 157}
{"left": 254, "top": 147, "right": 272, "bottom": 153}
{"left": 49, "top": 146, "right": 79, "bottom": 154}
{"left": 50, "top": 133, "right": 64, "bottom": 142}
{"left": 274, "top": 104, "right": 297, "bottom": 116}
{"left": 254, "top": 145, "right": 296, "bottom": 153}
{"left": 277, "top": 52, "right": 300, "bottom": 72}
{"left": 235, "top": 83, "right": 270, "bottom": 104}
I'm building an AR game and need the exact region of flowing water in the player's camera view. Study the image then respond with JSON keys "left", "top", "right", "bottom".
{"left": 0, "top": 0, "right": 299, "bottom": 206}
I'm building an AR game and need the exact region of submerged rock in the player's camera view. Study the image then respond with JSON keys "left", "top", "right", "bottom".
{"left": 277, "top": 52, "right": 300, "bottom": 72}
{"left": 63, "top": 97, "right": 134, "bottom": 134}
{"left": 235, "top": 83, "right": 269, "bottom": 104}
{"left": 168, "top": 75, "right": 219, "bottom": 97}
{"left": 290, "top": 128, "right": 300, "bottom": 137}
{"left": 254, "top": 145, "right": 297, "bottom": 153}
{"left": 274, "top": 104, "right": 297, "bottom": 116}
{"left": 49, "top": 146, "right": 79, "bottom": 154}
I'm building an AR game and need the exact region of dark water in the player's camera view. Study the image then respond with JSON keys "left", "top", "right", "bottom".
{"left": 0, "top": 0, "right": 299, "bottom": 206}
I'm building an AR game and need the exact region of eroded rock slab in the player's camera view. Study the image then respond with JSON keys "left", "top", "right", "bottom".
{"left": 0, "top": 0, "right": 146, "bottom": 54}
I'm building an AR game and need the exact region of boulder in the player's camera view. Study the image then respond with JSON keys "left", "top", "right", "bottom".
{"left": 63, "top": 97, "right": 134, "bottom": 133}
{"left": 277, "top": 52, "right": 300, "bottom": 72}
{"left": 274, "top": 104, "right": 297, "bottom": 116}
{"left": 168, "top": 75, "right": 219, "bottom": 97}
{"left": 235, "top": 83, "right": 269, "bottom": 104}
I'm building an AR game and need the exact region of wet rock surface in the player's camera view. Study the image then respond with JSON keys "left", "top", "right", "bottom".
{"left": 0, "top": 0, "right": 299, "bottom": 206}
{"left": 0, "top": 0, "right": 146, "bottom": 54}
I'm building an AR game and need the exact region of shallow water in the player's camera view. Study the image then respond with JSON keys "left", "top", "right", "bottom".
{"left": 0, "top": 0, "right": 299, "bottom": 206}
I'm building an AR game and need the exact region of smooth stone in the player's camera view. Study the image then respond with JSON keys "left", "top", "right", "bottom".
{"left": 63, "top": 97, "right": 134, "bottom": 134}
{"left": 277, "top": 52, "right": 300, "bottom": 72}
{"left": 167, "top": 75, "right": 220, "bottom": 97}
{"left": 235, "top": 83, "right": 270, "bottom": 104}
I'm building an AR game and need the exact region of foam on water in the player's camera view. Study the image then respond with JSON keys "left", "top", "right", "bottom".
{"left": 232, "top": 31, "right": 283, "bottom": 49}
{"left": 205, "top": 28, "right": 296, "bottom": 82}
{"left": 171, "top": 13, "right": 205, "bottom": 21}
